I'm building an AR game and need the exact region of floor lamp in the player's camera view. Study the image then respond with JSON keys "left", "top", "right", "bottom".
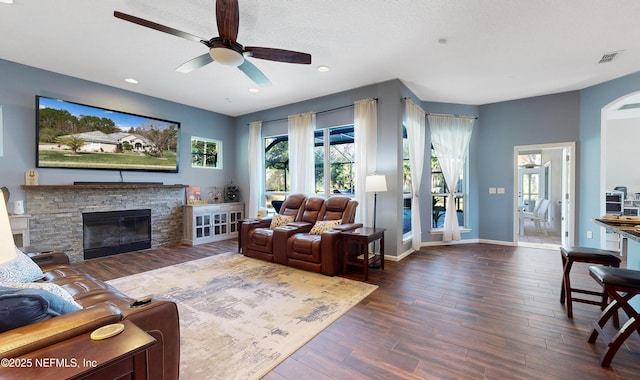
{"left": 366, "top": 174, "right": 387, "bottom": 267}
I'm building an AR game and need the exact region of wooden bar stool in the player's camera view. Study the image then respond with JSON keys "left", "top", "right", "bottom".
{"left": 588, "top": 266, "right": 640, "bottom": 367}
{"left": 560, "top": 246, "right": 621, "bottom": 319}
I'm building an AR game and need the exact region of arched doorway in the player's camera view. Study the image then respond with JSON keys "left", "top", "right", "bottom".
{"left": 600, "top": 91, "right": 640, "bottom": 251}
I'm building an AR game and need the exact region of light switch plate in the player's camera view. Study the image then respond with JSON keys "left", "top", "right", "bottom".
{"left": 497, "top": 188, "right": 505, "bottom": 194}
{"left": 489, "top": 188, "right": 496, "bottom": 194}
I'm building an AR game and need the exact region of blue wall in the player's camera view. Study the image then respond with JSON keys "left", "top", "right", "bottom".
{"left": 477, "top": 91, "right": 581, "bottom": 242}
{"left": 0, "top": 59, "right": 236, "bottom": 205}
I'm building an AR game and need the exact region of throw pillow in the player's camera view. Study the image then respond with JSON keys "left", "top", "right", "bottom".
{"left": 0, "top": 281, "right": 82, "bottom": 309}
{"left": 270, "top": 214, "right": 294, "bottom": 229}
{"left": 0, "top": 247, "right": 44, "bottom": 283}
{"left": 309, "top": 219, "right": 342, "bottom": 235}
{"left": 0, "top": 286, "right": 81, "bottom": 332}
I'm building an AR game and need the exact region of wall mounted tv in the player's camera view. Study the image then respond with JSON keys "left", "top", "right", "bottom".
{"left": 36, "top": 95, "right": 180, "bottom": 173}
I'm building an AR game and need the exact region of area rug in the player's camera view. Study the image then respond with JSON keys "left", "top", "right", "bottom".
{"left": 107, "top": 253, "right": 378, "bottom": 380}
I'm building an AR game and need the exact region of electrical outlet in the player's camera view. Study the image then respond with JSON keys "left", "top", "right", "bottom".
{"left": 586, "top": 231, "right": 593, "bottom": 239}
{"left": 497, "top": 188, "right": 505, "bottom": 194}
{"left": 489, "top": 187, "right": 496, "bottom": 194}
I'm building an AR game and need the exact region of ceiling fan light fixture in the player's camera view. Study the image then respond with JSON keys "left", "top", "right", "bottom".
{"left": 209, "top": 47, "right": 244, "bottom": 67}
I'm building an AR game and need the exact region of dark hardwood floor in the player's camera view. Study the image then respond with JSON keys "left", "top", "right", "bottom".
{"left": 76, "top": 241, "right": 640, "bottom": 379}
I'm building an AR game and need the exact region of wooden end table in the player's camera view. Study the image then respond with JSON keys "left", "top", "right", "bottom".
{"left": 342, "top": 227, "right": 385, "bottom": 281}
{"left": 5, "top": 320, "right": 156, "bottom": 380}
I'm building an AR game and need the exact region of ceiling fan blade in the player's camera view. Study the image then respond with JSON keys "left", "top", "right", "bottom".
{"left": 114, "top": 11, "right": 204, "bottom": 43}
{"left": 216, "top": 0, "right": 239, "bottom": 41}
{"left": 175, "top": 53, "right": 214, "bottom": 73}
{"left": 244, "top": 47, "right": 311, "bottom": 64}
{"left": 238, "top": 60, "right": 272, "bottom": 87}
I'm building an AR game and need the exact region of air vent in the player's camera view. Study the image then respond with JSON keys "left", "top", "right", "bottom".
{"left": 618, "top": 103, "right": 640, "bottom": 111}
{"left": 599, "top": 50, "right": 623, "bottom": 64}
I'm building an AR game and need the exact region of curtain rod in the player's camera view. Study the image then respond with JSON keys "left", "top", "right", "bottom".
{"left": 427, "top": 112, "right": 478, "bottom": 120}
{"left": 402, "top": 97, "right": 478, "bottom": 119}
{"left": 251, "top": 98, "right": 378, "bottom": 125}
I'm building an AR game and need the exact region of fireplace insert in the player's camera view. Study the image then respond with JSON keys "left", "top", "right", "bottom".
{"left": 83, "top": 209, "right": 151, "bottom": 259}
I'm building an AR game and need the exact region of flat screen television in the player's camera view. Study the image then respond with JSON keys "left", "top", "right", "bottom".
{"left": 36, "top": 95, "right": 180, "bottom": 173}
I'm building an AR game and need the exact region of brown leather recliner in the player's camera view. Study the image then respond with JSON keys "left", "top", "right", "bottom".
{"left": 241, "top": 193, "right": 307, "bottom": 263}
{"left": 0, "top": 251, "right": 180, "bottom": 380}
{"left": 285, "top": 196, "right": 361, "bottom": 275}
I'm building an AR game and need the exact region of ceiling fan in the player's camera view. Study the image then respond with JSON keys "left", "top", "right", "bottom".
{"left": 114, "top": 0, "right": 312, "bottom": 86}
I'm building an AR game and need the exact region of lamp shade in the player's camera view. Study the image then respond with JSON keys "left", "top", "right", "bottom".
{"left": 365, "top": 174, "right": 387, "bottom": 193}
{"left": 0, "top": 197, "right": 18, "bottom": 265}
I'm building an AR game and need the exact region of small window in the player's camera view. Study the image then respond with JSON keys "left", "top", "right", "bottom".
{"left": 191, "top": 136, "right": 222, "bottom": 169}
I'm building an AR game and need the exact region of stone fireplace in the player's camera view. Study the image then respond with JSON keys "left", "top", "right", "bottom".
{"left": 23, "top": 184, "right": 186, "bottom": 262}
{"left": 83, "top": 208, "right": 151, "bottom": 259}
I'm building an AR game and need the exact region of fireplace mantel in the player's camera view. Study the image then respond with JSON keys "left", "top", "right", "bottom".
{"left": 22, "top": 183, "right": 187, "bottom": 190}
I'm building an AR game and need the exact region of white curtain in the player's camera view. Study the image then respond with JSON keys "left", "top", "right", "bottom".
{"left": 428, "top": 115, "right": 474, "bottom": 242}
{"left": 404, "top": 99, "right": 426, "bottom": 251}
{"left": 288, "top": 112, "right": 316, "bottom": 194}
{"left": 247, "top": 121, "right": 264, "bottom": 218}
{"left": 354, "top": 98, "right": 378, "bottom": 225}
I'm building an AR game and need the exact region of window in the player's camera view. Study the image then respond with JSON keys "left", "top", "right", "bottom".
{"left": 518, "top": 153, "right": 542, "bottom": 211}
{"left": 431, "top": 145, "right": 466, "bottom": 228}
{"left": 263, "top": 125, "right": 355, "bottom": 212}
{"left": 191, "top": 136, "right": 222, "bottom": 169}
{"left": 314, "top": 125, "right": 355, "bottom": 196}
{"left": 402, "top": 126, "right": 412, "bottom": 235}
{"left": 264, "top": 135, "right": 289, "bottom": 211}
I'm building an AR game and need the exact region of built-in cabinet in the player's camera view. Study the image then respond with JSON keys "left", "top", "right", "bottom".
{"left": 9, "top": 214, "right": 30, "bottom": 247}
{"left": 183, "top": 203, "right": 243, "bottom": 245}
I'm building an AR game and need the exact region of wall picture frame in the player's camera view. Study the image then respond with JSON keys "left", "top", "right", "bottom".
{"left": 191, "top": 136, "right": 222, "bottom": 169}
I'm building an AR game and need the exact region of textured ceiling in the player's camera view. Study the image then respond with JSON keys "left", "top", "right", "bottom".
{"left": 1, "top": 0, "right": 639, "bottom": 116}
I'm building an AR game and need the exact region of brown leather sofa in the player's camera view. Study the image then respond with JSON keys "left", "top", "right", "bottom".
{"left": 0, "top": 251, "right": 180, "bottom": 380}
{"left": 241, "top": 194, "right": 361, "bottom": 275}
{"left": 286, "top": 196, "right": 360, "bottom": 275}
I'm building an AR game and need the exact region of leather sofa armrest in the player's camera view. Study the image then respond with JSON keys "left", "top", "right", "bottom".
{"left": 333, "top": 223, "right": 363, "bottom": 232}
{"left": 120, "top": 299, "right": 181, "bottom": 380}
{"left": 240, "top": 218, "right": 272, "bottom": 253}
{"left": 244, "top": 218, "right": 272, "bottom": 228}
{"left": 0, "top": 303, "right": 122, "bottom": 358}
{"left": 272, "top": 226, "right": 305, "bottom": 265}
{"left": 319, "top": 230, "right": 345, "bottom": 275}
{"left": 287, "top": 221, "right": 313, "bottom": 232}
{"left": 30, "top": 251, "right": 71, "bottom": 267}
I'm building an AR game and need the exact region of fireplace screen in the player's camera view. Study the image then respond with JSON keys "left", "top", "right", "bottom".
{"left": 83, "top": 209, "right": 151, "bottom": 259}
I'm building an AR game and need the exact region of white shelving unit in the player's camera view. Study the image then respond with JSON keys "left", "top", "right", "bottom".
{"left": 183, "top": 203, "right": 243, "bottom": 245}
{"left": 9, "top": 214, "right": 30, "bottom": 247}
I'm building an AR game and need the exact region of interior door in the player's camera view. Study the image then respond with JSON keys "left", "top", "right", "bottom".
{"left": 513, "top": 142, "right": 575, "bottom": 249}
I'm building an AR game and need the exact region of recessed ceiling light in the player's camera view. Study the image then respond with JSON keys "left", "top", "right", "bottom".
{"left": 317, "top": 65, "right": 330, "bottom": 73}
{"left": 0, "top": 0, "right": 14, "bottom": 4}
{"left": 248, "top": 88, "right": 260, "bottom": 93}
{"left": 124, "top": 78, "right": 138, "bottom": 84}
